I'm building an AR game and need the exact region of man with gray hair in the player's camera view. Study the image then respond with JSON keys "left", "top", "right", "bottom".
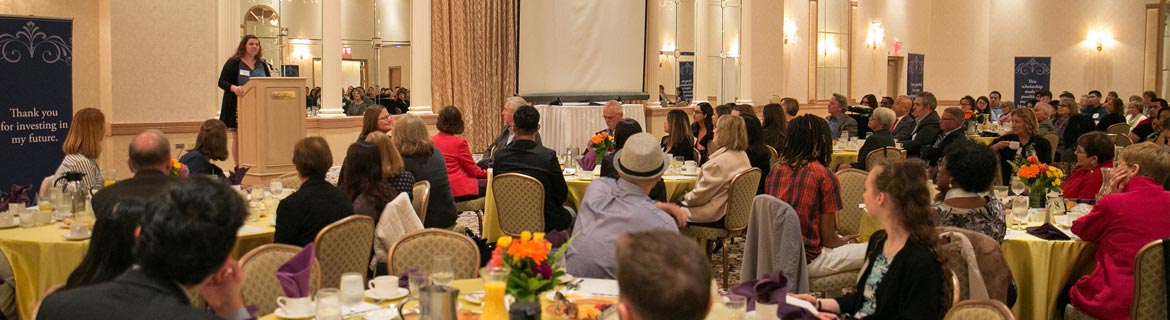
{"left": 825, "top": 93, "right": 858, "bottom": 138}
{"left": 901, "top": 91, "right": 942, "bottom": 157}
{"left": 920, "top": 107, "right": 969, "bottom": 166}
{"left": 91, "top": 129, "right": 180, "bottom": 219}
{"left": 842, "top": 107, "right": 896, "bottom": 170}
{"left": 481, "top": 96, "right": 542, "bottom": 166}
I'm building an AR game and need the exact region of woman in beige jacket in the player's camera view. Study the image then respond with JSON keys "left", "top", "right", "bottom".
{"left": 682, "top": 115, "right": 752, "bottom": 225}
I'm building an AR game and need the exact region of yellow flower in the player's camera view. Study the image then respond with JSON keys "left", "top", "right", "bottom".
{"left": 521, "top": 231, "right": 532, "bottom": 241}
{"left": 497, "top": 236, "right": 513, "bottom": 248}
{"left": 533, "top": 232, "right": 545, "bottom": 241}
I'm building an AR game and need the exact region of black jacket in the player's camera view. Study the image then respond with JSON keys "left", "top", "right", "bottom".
{"left": 902, "top": 112, "right": 942, "bottom": 157}
{"left": 274, "top": 177, "right": 355, "bottom": 246}
{"left": 920, "top": 128, "right": 968, "bottom": 167}
{"left": 851, "top": 130, "right": 896, "bottom": 169}
{"left": 217, "top": 58, "right": 270, "bottom": 129}
{"left": 834, "top": 231, "right": 945, "bottom": 319}
{"left": 492, "top": 139, "right": 573, "bottom": 232}
{"left": 38, "top": 268, "right": 219, "bottom": 320}
{"left": 91, "top": 170, "right": 178, "bottom": 220}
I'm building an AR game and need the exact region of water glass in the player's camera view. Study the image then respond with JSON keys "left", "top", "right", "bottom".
{"left": 431, "top": 255, "right": 454, "bottom": 286}
{"left": 339, "top": 273, "right": 364, "bottom": 313}
{"left": 723, "top": 294, "right": 747, "bottom": 320}
{"left": 408, "top": 271, "right": 428, "bottom": 298}
{"left": 316, "top": 288, "right": 342, "bottom": 320}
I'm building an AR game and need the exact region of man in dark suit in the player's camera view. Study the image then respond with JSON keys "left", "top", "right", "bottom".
{"left": 493, "top": 105, "right": 573, "bottom": 232}
{"left": 890, "top": 95, "right": 916, "bottom": 141}
{"left": 480, "top": 96, "right": 542, "bottom": 167}
{"left": 902, "top": 91, "right": 943, "bottom": 157}
{"left": 845, "top": 107, "right": 897, "bottom": 170}
{"left": 91, "top": 130, "right": 179, "bottom": 220}
{"left": 39, "top": 178, "right": 250, "bottom": 320}
{"left": 920, "top": 107, "right": 970, "bottom": 166}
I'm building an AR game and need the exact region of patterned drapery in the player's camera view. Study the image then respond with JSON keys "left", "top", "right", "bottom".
{"left": 431, "top": 0, "right": 517, "bottom": 152}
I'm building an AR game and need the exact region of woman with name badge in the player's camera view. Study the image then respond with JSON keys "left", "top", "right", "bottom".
{"left": 217, "top": 34, "right": 271, "bottom": 166}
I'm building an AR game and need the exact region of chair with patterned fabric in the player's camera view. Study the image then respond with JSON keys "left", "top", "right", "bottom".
{"left": 314, "top": 215, "right": 375, "bottom": 288}
{"left": 387, "top": 229, "right": 481, "bottom": 280}
{"left": 834, "top": 169, "right": 867, "bottom": 236}
{"left": 492, "top": 173, "right": 546, "bottom": 237}
{"left": 682, "top": 168, "right": 761, "bottom": 289}
{"left": 239, "top": 244, "right": 321, "bottom": 316}
{"left": 945, "top": 299, "right": 1014, "bottom": 320}
{"left": 411, "top": 181, "right": 430, "bottom": 224}
{"left": 1130, "top": 239, "right": 1167, "bottom": 320}
{"left": 277, "top": 172, "right": 302, "bottom": 190}
{"left": 864, "top": 147, "right": 905, "bottom": 171}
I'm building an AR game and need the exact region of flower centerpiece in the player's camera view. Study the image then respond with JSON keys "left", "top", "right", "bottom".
{"left": 589, "top": 131, "right": 614, "bottom": 160}
{"left": 488, "top": 231, "right": 572, "bottom": 304}
{"left": 169, "top": 159, "right": 189, "bottom": 177}
{"left": 1011, "top": 155, "right": 1064, "bottom": 208}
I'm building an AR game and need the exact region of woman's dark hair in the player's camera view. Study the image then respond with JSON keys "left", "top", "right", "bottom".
{"left": 1061, "top": 114, "right": 1097, "bottom": 149}
{"left": 762, "top": 103, "right": 787, "bottom": 150}
{"left": 229, "top": 35, "right": 263, "bottom": 61}
{"left": 64, "top": 199, "right": 147, "bottom": 290}
{"left": 861, "top": 94, "right": 878, "bottom": 108}
{"left": 695, "top": 102, "right": 714, "bottom": 129}
{"left": 192, "top": 119, "right": 228, "bottom": 161}
{"left": 1076, "top": 131, "right": 1116, "bottom": 163}
{"left": 436, "top": 105, "right": 466, "bottom": 135}
{"left": 779, "top": 115, "right": 832, "bottom": 168}
{"left": 664, "top": 110, "right": 693, "bottom": 152}
{"left": 613, "top": 118, "right": 643, "bottom": 150}
{"left": 340, "top": 142, "right": 397, "bottom": 214}
{"left": 942, "top": 140, "right": 997, "bottom": 192}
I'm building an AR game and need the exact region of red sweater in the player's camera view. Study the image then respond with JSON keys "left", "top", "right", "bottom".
{"left": 432, "top": 132, "right": 487, "bottom": 198}
{"left": 1062, "top": 160, "right": 1112, "bottom": 200}
{"left": 1070, "top": 176, "right": 1170, "bottom": 320}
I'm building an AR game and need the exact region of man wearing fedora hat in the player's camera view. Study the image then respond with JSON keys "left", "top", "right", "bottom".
{"left": 565, "top": 133, "right": 687, "bottom": 279}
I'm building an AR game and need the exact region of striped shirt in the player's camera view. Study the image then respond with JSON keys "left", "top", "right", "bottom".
{"left": 54, "top": 154, "right": 103, "bottom": 191}
{"left": 764, "top": 162, "right": 842, "bottom": 261}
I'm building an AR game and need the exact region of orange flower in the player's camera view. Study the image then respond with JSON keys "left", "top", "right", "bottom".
{"left": 507, "top": 238, "right": 551, "bottom": 265}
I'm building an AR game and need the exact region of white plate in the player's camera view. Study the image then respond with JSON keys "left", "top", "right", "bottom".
{"left": 462, "top": 291, "right": 516, "bottom": 305}
{"left": 364, "top": 287, "right": 408, "bottom": 301}
{"left": 61, "top": 231, "right": 91, "bottom": 241}
{"left": 272, "top": 307, "right": 315, "bottom": 319}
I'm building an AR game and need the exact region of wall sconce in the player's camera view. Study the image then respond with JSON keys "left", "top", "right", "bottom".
{"left": 865, "top": 20, "right": 884, "bottom": 50}
{"left": 1085, "top": 29, "right": 1114, "bottom": 52}
{"left": 783, "top": 18, "right": 797, "bottom": 45}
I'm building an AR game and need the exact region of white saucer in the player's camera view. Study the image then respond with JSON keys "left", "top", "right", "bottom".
{"left": 61, "top": 231, "right": 91, "bottom": 241}
{"left": 364, "top": 287, "right": 408, "bottom": 301}
{"left": 273, "top": 308, "right": 315, "bottom": 319}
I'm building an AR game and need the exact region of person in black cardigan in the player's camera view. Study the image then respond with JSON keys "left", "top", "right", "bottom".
{"left": 793, "top": 160, "right": 946, "bottom": 319}
{"left": 275, "top": 137, "right": 355, "bottom": 246}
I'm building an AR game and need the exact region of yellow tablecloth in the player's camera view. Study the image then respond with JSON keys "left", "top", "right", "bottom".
{"left": 829, "top": 149, "right": 907, "bottom": 170}
{"left": 483, "top": 173, "right": 697, "bottom": 242}
{"left": 968, "top": 135, "right": 998, "bottom": 145}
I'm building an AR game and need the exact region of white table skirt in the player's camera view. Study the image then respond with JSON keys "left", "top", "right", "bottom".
{"left": 535, "top": 104, "right": 645, "bottom": 154}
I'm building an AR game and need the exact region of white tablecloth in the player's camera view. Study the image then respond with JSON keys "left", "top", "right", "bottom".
{"left": 535, "top": 104, "right": 645, "bottom": 153}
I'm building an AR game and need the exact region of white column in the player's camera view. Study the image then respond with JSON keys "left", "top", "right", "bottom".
{"left": 408, "top": 0, "right": 433, "bottom": 115}
{"left": 317, "top": 0, "right": 345, "bottom": 117}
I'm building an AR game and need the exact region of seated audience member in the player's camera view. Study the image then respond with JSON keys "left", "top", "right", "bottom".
{"left": 493, "top": 105, "right": 574, "bottom": 232}
{"left": 1059, "top": 113, "right": 1098, "bottom": 162}
{"left": 340, "top": 142, "right": 397, "bottom": 222}
{"left": 761, "top": 103, "right": 788, "bottom": 152}
{"left": 1062, "top": 132, "right": 1115, "bottom": 200}
{"left": 766, "top": 115, "right": 865, "bottom": 277}
{"left": 1064, "top": 142, "right": 1170, "bottom": 319}
{"left": 601, "top": 119, "right": 667, "bottom": 202}
{"left": 358, "top": 106, "right": 393, "bottom": 141}
{"left": 39, "top": 178, "right": 250, "bottom": 319}
{"left": 394, "top": 115, "right": 458, "bottom": 228}
{"left": 842, "top": 107, "right": 896, "bottom": 170}
{"left": 741, "top": 115, "right": 772, "bottom": 194}
{"left": 63, "top": 199, "right": 147, "bottom": 290}
{"left": 825, "top": 93, "right": 859, "bottom": 139}
{"left": 901, "top": 92, "right": 943, "bottom": 157}
{"left": 681, "top": 116, "right": 751, "bottom": 225}
{"left": 275, "top": 137, "right": 354, "bottom": 246}
{"left": 364, "top": 134, "right": 416, "bottom": 196}
{"left": 180, "top": 119, "right": 228, "bottom": 178}
{"left": 920, "top": 107, "right": 969, "bottom": 167}
{"left": 481, "top": 96, "right": 542, "bottom": 165}
{"left": 91, "top": 130, "right": 179, "bottom": 220}
{"left": 615, "top": 231, "right": 712, "bottom": 320}
{"left": 661, "top": 109, "right": 697, "bottom": 162}
{"left": 566, "top": 133, "right": 687, "bottom": 278}
{"left": 1096, "top": 98, "right": 1127, "bottom": 132}
{"left": 690, "top": 102, "right": 715, "bottom": 163}
{"left": 933, "top": 140, "right": 1006, "bottom": 242}
{"left": 433, "top": 106, "right": 488, "bottom": 202}
{"left": 793, "top": 160, "right": 946, "bottom": 319}
{"left": 54, "top": 108, "right": 106, "bottom": 190}
{"left": 991, "top": 108, "right": 1052, "bottom": 185}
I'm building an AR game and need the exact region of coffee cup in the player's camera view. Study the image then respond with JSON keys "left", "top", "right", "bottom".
{"left": 276, "top": 296, "right": 314, "bottom": 316}
{"left": 368, "top": 275, "right": 399, "bottom": 297}
{"left": 69, "top": 223, "right": 88, "bottom": 237}
{"left": 1009, "top": 141, "right": 1020, "bottom": 150}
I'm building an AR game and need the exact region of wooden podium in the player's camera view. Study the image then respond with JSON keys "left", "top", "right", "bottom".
{"left": 237, "top": 77, "right": 307, "bottom": 185}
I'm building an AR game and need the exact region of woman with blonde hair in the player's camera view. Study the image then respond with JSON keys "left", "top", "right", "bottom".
{"left": 54, "top": 108, "right": 106, "bottom": 190}
{"left": 180, "top": 119, "right": 228, "bottom": 178}
{"left": 364, "top": 134, "right": 416, "bottom": 196}
{"left": 680, "top": 115, "right": 751, "bottom": 225}
{"left": 991, "top": 107, "right": 1052, "bottom": 185}
{"left": 393, "top": 115, "right": 457, "bottom": 228}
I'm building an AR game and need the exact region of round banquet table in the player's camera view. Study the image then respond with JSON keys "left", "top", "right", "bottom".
{"left": 829, "top": 148, "right": 906, "bottom": 170}
{"left": 482, "top": 172, "right": 697, "bottom": 242}
{"left": 0, "top": 215, "right": 275, "bottom": 319}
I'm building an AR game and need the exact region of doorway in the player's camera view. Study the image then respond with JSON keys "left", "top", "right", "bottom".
{"left": 887, "top": 56, "right": 904, "bottom": 97}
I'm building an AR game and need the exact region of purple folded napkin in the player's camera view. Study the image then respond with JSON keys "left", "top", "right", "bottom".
{"left": 1026, "top": 223, "right": 1072, "bottom": 241}
{"left": 276, "top": 243, "right": 315, "bottom": 298}
{"left": 0, "top": 184, "right": 32, "bottom": 213}
{"left": 577, "top": 150, "right": 598, "bottom": 171}
{"left": 730, "top": 272, "right": 816, "bottom": 320}
{"left": 227, "top": 166, "right": 250, "bottom": 186}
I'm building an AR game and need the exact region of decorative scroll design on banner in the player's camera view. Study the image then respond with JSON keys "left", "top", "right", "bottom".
{"left": 1014, "top": 58, "right": 1050, "bottom": 76}
{"left": 0, "top": 21, "right": 72, "bottom": 65}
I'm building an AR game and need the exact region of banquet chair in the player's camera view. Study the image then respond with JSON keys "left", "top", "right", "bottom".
{"left": 864, "top": 147, "right": 904, "bottom": 171}
{"left": 945, "top": 299, "right": 1014, "bottom": 320}
{"left": 1130, "top": 239, "right": 1167, "bottom": 320}
{"left": 682, "top": 168, "right": 761, "bottom": 289}
{"left": 833, "top": 169, "right": 867, "bottom": 236}
{"left": 277, "top": 172, "right": 302, "bottom": 190}
{"left": 239, "top": 244, "right": 321, "bottom": 316}
{"left": 387, "top": 229, "right": 481, "bottom": 279}
{"left": 492, "top": 173, "right": 545, "bottom": 237}
{"left": 314, "top": 215, "right": 374, "bottom": 288}
{"left": 411, "top": 181, "right": 430, "bottom": 224}
{"left": 1042, "top": 133, "right": 1060, "bottom": 160}
{"left": 454, "top": 197, "right": 486, "bottom": 234}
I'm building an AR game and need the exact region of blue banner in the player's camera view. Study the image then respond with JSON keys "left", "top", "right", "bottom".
{"left": 907, "top": 53, "right": 924, "bottom": 97}
{"left": 1014, "top": 57, "right": 1051, "bottom": 107}
{"left": 679, "top": 61, "right": 693, "bottom": 103}
{"left": 0, "top": 17, "right": 73, "bottom": 201}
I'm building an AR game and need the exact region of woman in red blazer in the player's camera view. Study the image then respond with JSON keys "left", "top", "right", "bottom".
{"left": 433, "top": 106, "right": 488, "bottom": 201}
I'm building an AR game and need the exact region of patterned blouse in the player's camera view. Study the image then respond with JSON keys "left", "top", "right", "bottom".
{"left": 933, "top": 196, "right": 1007, "bottom": 243}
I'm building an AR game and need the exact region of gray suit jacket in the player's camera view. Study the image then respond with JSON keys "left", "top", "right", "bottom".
{"left": 826, "top": 114, "right": 859, "bottom": 139}
{"left": 740, "top": 195, "right": 809, "bottom": 293}
{"left": 891, "top": 115, "right": 917, "bottom": 141}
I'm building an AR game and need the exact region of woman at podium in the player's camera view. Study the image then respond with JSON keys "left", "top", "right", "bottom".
{"left": 217, "top": 34, "right": 271, "bottom": 164}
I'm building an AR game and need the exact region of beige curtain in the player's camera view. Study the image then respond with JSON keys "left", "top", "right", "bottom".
{"left": 431, "top": 0, "right": 517, "bottom": 152}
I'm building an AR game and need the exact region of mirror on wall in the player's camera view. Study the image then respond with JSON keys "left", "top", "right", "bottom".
{"left": 699, "top": 0, "right": 740, "bottom": 104}
{"left": 657, "top": 0, "right": 695, "bottom": 106}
